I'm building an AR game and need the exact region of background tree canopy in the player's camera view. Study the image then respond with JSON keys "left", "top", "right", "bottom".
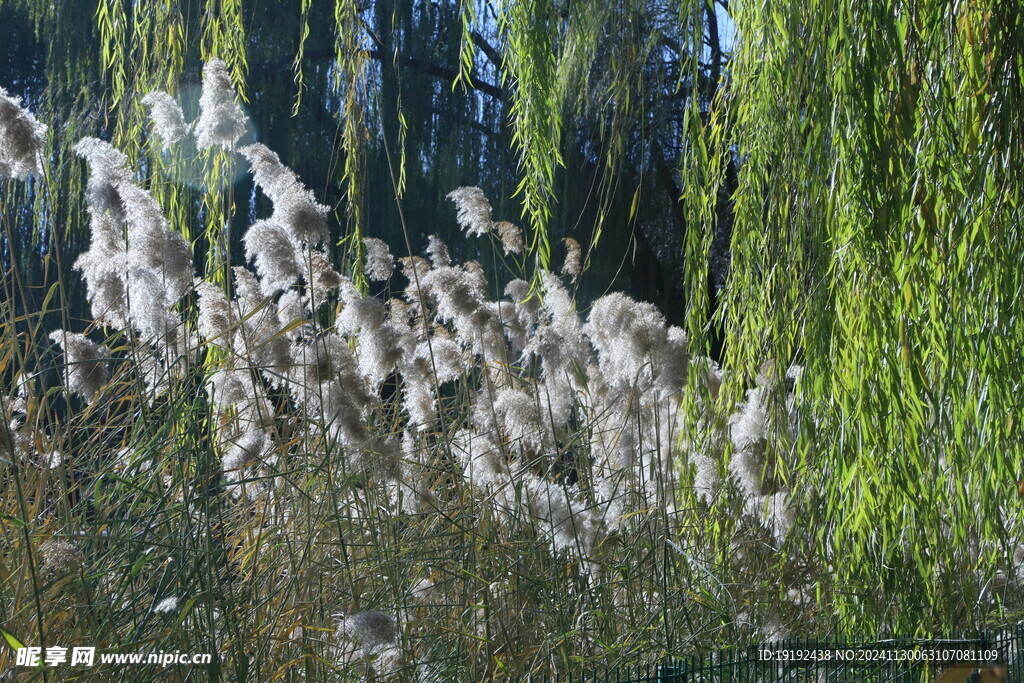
{"left": 3, "top": 0, "right": 731, "bottom": 332}
{"left": 2, "top": 0, "right": 1024, "bottom": 649}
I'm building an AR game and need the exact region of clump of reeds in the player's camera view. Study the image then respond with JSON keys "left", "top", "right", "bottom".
{"left": 2, "top": 64, "right": 1018, "bottom": 681}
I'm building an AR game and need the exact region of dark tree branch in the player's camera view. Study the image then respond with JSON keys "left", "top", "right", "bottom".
{"left": 470, "top": 30, "right": 504, "bottom": 70}
{"left": 424, "top": 105, "right": 501, "bottom": 139}
{"left": 361, "top": 17, "right": 386, "bottom": 50}
{"left": 364, "top": 49, "right": 506, "bottom": 101}
{"left": 254, "top": 44, "right": 507, "bottom": 102}
{"left": 705, "top": 0, "right": 724, "bottom": 92}
{"left": 357, "top": 17, "right": 505, "bottom": 100}
{"left": 652, "top": 137, "right": 687, "bottom": 234}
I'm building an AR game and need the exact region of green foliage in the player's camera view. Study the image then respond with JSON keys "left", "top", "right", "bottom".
{"left": 497, "top": 0, "right": 563, "bottom": 271}
{"left": 704, "top": 0, "right": 1024, "bottom": 634}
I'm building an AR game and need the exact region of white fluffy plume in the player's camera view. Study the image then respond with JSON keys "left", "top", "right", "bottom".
{"left": 141, "top": 90, "right": 191, "bottom": 149}
{"left": 0, "top": 86, "right": 47, "bottom": 179}
{"left": 195, "top": 59, "right": 248, "bottom": 151}
{"left": 49, "top": 331, "right": 110, "bottom": 402}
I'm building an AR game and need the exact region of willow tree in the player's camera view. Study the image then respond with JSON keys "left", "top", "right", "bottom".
{"left": 687, "top": 0, "right": 1024, "bottom": 634}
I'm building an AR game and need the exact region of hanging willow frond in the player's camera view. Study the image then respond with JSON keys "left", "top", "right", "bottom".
{"left": 497, "top": 0, "right": 562, "bottom": 271}
{"left": 332, "top": 0, "right": 370, "bottom": 289}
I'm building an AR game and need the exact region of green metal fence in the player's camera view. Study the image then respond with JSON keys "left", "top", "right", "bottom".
{"left": 546, "top": 624, "right": 1024, "bottom": 682}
